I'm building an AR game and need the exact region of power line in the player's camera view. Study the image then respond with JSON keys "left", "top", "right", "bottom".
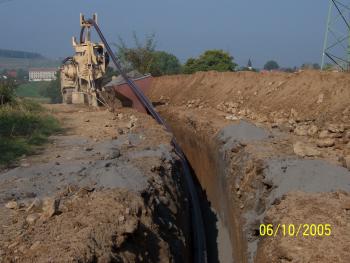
{"left": 322, "top": 0, "right": 350, "bottom": 70}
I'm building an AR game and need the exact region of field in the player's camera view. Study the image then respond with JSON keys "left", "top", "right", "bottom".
{"left": 0, "top": 57, "right": 59, "bottom": 70}
{"left": 16, "top": 82, "right": 48, "bottom": 97}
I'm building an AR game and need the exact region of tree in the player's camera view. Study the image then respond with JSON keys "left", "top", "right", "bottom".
{"left": 116, "top": 33, "right": 182, "bottom": 76}
{"left": 183, "top": 50, "right": 237, "bottom": 74}
{"left": 301, "top": 63, "right": 321, "bottom": 70}
{"left": 312, "top": 63, "right": 321, "bottom": 70}
{"left": 16, "top": 69, "right": 28, "bottom": 82}
{"left": 116, "top": 33, "right": 156, "bottom": 74}
{"left": 0, "top": 79, "right": 16, "bottom": 105}
{"left": 39, "top": 71, "right": 62, "bottom": 103}
{"left": 149, "top": 51, "right": 182, "bottom": 76}
{"left": 264, "top": 60, "right": 279, "bottom": 71}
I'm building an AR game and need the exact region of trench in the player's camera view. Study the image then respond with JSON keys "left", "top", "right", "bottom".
{"left": 162, "top": 113, "right": 246, "bottom": 263}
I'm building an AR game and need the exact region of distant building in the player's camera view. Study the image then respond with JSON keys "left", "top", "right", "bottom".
{"left": 29, "top": 68, "right": 57, "bottom": 82}
{"left": 247, "top": 58, "right": 253, "bottom": 70}
{"left": 7, "top": 70, "right": 17, "bottom": 78}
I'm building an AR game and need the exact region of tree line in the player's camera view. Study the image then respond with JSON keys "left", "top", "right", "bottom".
{"left": 114, "top": 33, "right": 324, "bottom": 76}
{"left": 0, "top": 49, "right": 43, "bottom": 59}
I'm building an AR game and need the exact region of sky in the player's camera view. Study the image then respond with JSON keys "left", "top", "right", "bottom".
{"left": 0, "top": 0, "right": 331, "bottom": 68}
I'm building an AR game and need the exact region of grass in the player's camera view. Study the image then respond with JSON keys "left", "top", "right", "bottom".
{"left": 0, "top": 99, "right": 61, "bottom": 165}
{"left": 15, "top": 82, "right": 51, "bottom": 98}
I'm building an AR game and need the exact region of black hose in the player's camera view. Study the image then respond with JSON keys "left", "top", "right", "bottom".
{"left": 88, "top": 19, "right": 207, "bottom": 263}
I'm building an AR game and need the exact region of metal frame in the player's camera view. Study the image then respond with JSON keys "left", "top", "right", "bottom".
{"left": 322, "top": 0, "right": 350, "bottom": 70}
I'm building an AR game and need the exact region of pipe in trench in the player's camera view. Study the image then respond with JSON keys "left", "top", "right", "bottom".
{"left": 164, "top": 115, "right": 248, "bottom": 263}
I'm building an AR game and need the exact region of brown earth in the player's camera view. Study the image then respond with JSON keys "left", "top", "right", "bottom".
{"left": 150, "top": 70, "right": 350, "bottom": 126}
{"left": 0, "top": 104, "right": 191, "bottom": 263}
{"left": 148, "top": 70, "right": 350, "bottom": 263}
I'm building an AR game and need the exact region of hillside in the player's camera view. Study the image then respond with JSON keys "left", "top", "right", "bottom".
{"left": 0, "top": 49, "right": 44, "bottom": 59}
{"left": 0, "top": 48, "right": 59, "bottom": 70}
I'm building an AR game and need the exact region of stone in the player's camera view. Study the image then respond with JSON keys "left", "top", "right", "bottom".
{"left": 294, "top": 125, "right": 308, "bottom": 136}
{"left": 26, "top": 213, "right": 40, "bottom": 225}
{"left": 318, "top": 130, "right": 342, "bottom": 139}
{"left": 307, "top": 125, "right": 319, "bottom": 136}
{"left": 343, "top": 107, "right": 350, "bottom": 116}
{"left": 341, "top": 156, "right": 350, "bottom": 170}
{"left": 5, "top": 201, "right": 17, "bottom": 209}
{"left": 328, "top": 124, "right": 345, "bottom": 133}
{"left": 26, "top": 198, "right": 43, "bottom": 213}
{"left": 118, "top": 215, "right": 125, "bottom": 223}
{"left": 41, "top": 197, "right": 60, "bottom": 219}
{"left": 319, "top": 130, "right": 331, "bottom": 139}
{"left": 293, "top": 142, "right": 321, "bottom": 157}
{"left": 130, "top": 115, "right": 138, "bottom": 121}
{"left": 316, "top": 138, "right": 335, "bottom": 148}
{"left": 317, "top": 93, "right": 324, "bottom": 104}
{"left": 110, "top": 150, "right": 121, "bottom": 159}
{"left": 257, "top": 116, "right": 268, "bottom": 123}
{"left": 225, "top": 115, "right": 239, "bottom": 121}
{"left": 127, "top": 121, "right": 135, "bottom": 129}
{"left": 85, "top": 147, "right": 93, "bottom": 151}
{"left": 290, "top": 108, "right": 299, "bottom": 119}
{"left": 159, "top": 196, "right": 170, "bottom": 206}
{"left": 30, "top": 241, "right": 41, "bottom": 250}
{"left": 344, "top": 131, "right": 350, "bottom": 140}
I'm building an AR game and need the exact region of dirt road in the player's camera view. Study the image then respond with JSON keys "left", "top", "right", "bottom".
{"left": 0, "top": 104, "right": 190, "bottom": 262}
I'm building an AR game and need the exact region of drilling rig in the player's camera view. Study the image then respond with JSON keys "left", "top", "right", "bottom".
{"left": 60, "top": 14, "right": 109, "bottom": 106}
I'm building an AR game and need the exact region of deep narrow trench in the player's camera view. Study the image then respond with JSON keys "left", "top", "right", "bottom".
{"left": 162, "top": 113, "right": 246, "bottom": 263}
{"left": 188, "top": 161, "right": 233, "bottom": 263}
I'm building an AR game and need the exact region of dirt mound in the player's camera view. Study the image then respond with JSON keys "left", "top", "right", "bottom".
{"left": 149, "top": 71, "right": 350, "bottom": 262}
{"left": 256, "top": 191, "right": 350, "bottom": 263}
{"left": 149, "top": 70, "right": 350, "bottom": 125}
{"left": 2, "top": 190, "right": 153, "bottom": 262}
{"left": 0, "top": 105, "right": 190, "bottom": 263}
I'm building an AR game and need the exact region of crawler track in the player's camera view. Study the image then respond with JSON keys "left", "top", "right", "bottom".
{"left": 88, "top": 19, "right": 207, "bottom": 263}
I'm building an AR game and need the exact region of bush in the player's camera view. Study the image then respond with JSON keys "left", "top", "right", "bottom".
{"left": 0, "top": 100, "right": 60, "bottom": 165}
{"left": 149, "top": 51, "right": 182, "bottom": 76}
{"left": 39, "top": 71, "right": 62, "bottom": 103}
{"left": 183, "top": 50, "right": 237, "bottom": 74}
{"left": 264, "top": 60, "right": 280, "bottom": 71}
{"left": 0, "top": 79, "right": 16, "bottom": 105}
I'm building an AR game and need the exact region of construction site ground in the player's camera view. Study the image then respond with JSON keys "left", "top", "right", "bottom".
{"left": 1, "top": 70, "right": 350, "bottom": 262}
{"left": 0, "top": 104, "right": 190, "bottom": 262}
{"left": 148, "top": 70, "right": 350, "bottom": 263}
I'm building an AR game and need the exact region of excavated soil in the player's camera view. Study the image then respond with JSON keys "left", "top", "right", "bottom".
{"left": 0, "top": 105, "right": 191, "bottom": 262}
{"left": 149, "top": 70, "right": 350, "bottom": 263}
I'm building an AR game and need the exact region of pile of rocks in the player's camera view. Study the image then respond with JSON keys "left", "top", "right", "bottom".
{"left": 5, "top": 196, "right": 61, "bottom": 226}
{"left": 185, "top": 99, "right": 207, "bottom": 109}
{"left": 216, "top": 101, "right": 240, "bottom": 114}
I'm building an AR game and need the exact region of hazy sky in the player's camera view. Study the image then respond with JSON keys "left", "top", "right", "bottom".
{"left": 0, "top": 0, "right": 330, "bottom": 68}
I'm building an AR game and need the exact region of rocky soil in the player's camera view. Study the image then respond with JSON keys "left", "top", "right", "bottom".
{"left": 149, "top": 70, "right": 350, "bottom": 263}
{"left": 0, "top": 104, "right": 191, "bottom": 263}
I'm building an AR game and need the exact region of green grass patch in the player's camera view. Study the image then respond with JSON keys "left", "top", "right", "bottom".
{"left": 15, "top": 82, "right": 50, "bottom": 98}
{"left": 0, "top": 99, "right": 61, "bottom": 165}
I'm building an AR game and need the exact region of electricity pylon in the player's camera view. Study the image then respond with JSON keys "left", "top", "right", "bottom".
{"left": 322, "top": 0, "right": 350, "bottom": 71}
